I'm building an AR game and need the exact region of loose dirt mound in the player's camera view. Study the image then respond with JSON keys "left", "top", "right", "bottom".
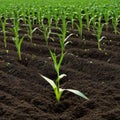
{"left": 0, "top": 21, "right": 120, "bottom": 120}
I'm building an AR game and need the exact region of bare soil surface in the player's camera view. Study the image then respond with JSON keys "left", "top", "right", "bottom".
{"left": 0, "top": 21, "right": 120, "bottom": 120}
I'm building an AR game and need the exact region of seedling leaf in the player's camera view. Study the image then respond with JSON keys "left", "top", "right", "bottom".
{"left": 40, "top": 74, "right": 57, "bottom": 89}
{"left": 65, "top": 89, "right": 89, "bottom": 100}
{"left": 59, "top": 74, "right": 67, "bottom": 79}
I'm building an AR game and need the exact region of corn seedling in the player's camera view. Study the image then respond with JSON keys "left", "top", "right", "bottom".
{"left": 75, "top": 8, "right": 84, "bottom": 39}
{"left": 42, "top": 21, "right": 52, "bottom": 46}
{"left": 95, "top": 16, "right": 105, "bottom": 50}
{"left": 22, "top": 6, "right": 27, "bottom": 24}
{"left": 46, "top": 11, "right": 53, "bottom": 29}
{"left": 103, "top": 10, "right": 111, "bottom": 31}
{"left": 89, "top": 7, "right": 97, "bottom": 32}
{"left": 1, "top": 14, "right": 7, "bottom": 48}
{"left": 31, "top": 7, "right": 36, "bottom": 25}
{"left": 111, "top": 6, "right": 120, "bottom": 34}
{"left": 40, "top": 34, "right": 88, "bottom": 102}
{"left": 27, "top": 15, "right": 38, "bottom": 42}
{"left": 66, "top": 6, "right": 76, "bottom": 29}
{"left": 27, "top": 10, "right": 33, "bottom": 42}
{"left": 84, "top": 7, "right": 91, "bottom": 31}
{"left": 112, "top": 15, "right": 120, "bottom": 34}
{"left": 60, "top": 17, "right": 68, "bottom": 40}
{"left": 12, "top": 19, "right": 24, "bottom": 61}
{"left": 53, "top": 8, "right": 60, "bottom": 27}
{"left": 36, "top": 8, "right": 42, "bottom": 25}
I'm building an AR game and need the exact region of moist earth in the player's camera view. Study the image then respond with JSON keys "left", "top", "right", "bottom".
{"left": 0, "top": 21, "right": 120, "bottom": 120}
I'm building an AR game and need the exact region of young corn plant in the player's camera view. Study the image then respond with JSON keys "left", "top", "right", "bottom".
{"left": 111, "top": 15, "right": 120, "bottom": 34}
{"left": 84, "top": 7, "right": 95, "bottom": 32}
{"left": 36, "top": 8, "right": 42, "bottom": 25}
{"left": 22, "top": 6, "right": 27, "bottom": 24}
{"left": 53, "top": 8, "right": 60, "bottom": 27}
{"left": 103, "top": 10, "right": 111, "bottom": 31}
{"left": 40, "top": 33, "right": 88, "bottom": 102}
{"left": 75, "top": 8, "right": 84, "bottom": 39}
{"left": 12, "top": 19, "right": 24, "bottom": 61}
{"left": 60, "top": 16, "right": 68, "bottom": 41}
{"left": 111, "top": 7, "right": 120, "bottom": 34}
{"left": 41, "top": 18, "right": 52, "bottom": 46}
{"left": 27, "top": 14, "right": 39, "bottom": 42}
{"left": 46, "top": 11, "right": 53, "bottom": 29}
{"left": 31, "top": 7, "right": 36, "bottom": 25}
{"left": 84, "top": 7, "right": 91, "bottom": 32}
{"left": 66, "top": 6, "right": 76, "bottom": 30}
{"left": 90, "top": 7, "right": 97, "bottom": 32}
{"left": 95, "top": 16, "right": 105, "bottom": 50}
{"left": 1, "top": 14, "right": 7, "bottom": 48}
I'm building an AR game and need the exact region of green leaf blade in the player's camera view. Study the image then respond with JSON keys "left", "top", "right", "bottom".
{"left": 40, "top": 74, "right": 57, "bottom": 89}
{"left": 65, "top": 89, "right": 89, "bottom": 100}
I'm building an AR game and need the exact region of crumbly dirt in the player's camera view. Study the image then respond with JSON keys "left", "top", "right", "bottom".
{"left": 0, "top": 20, "right": 120, "bottom": 120}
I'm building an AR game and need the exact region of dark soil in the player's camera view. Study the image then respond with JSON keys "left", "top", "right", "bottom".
{"left": 0, "top": 20, "right": 120, "bottom": 120}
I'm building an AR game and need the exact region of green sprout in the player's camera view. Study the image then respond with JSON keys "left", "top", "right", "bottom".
{"left": 41, "top": 17, "right": 52, "bottom": 46}
{"left": 95, "top": 16, "right": 105, "bottom": 50}
{"left": 27, "top": 10, "right": 38, "bottom": 42}
{"left": 12, "top": 18, "right": 24, "bottom": 61}
{"left": 1, "top": 14, "right": 7, "bottom": 48}
{"left": 40, "top": 34, "right": 89, "bottom": 102}
{"left": 111, "top": 15, "right": 120, "bottom": 34}
{"left": 75, "top": 8, "right": 84, "bottom": 39}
